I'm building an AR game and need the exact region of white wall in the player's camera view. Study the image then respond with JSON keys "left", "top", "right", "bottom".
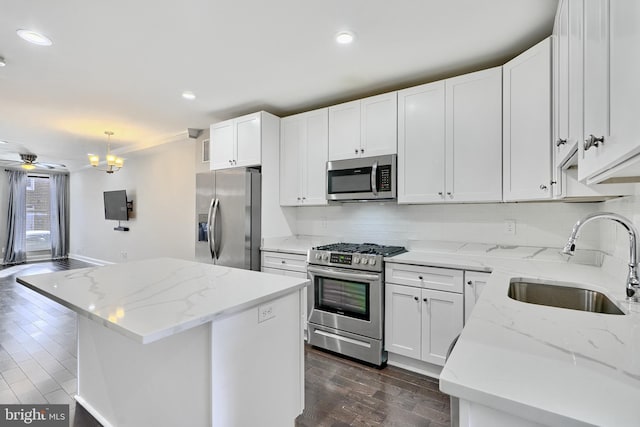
{"left": 295, "top": 201, "right": 603, "bottom": 249}
{"left": 69, "top": 139, "right": 195, "bottom": 264}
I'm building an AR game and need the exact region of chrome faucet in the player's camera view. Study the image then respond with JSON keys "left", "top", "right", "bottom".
{"left": 562, "top": 212, "right": 640, "bottom": 300}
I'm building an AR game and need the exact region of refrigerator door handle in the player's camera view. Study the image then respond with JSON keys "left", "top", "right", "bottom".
{"left": 207, "top": 198, "right": 220, "bottom": 260}
{"left": 212, "top": 198, "right": 221, "bottom": 260}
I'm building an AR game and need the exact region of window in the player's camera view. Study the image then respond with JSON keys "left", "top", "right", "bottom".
{"left": 25, "top": 176, "right": 51, "bottom": 255}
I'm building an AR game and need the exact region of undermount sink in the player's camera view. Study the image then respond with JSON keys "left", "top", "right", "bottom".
{"left": 508, "top": 280, "right": 625, "bottom": 315}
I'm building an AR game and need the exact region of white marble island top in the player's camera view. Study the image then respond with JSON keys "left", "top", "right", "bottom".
{"left": 390, "top": 247, "right": 640, "bottom": 426}
{"left": 17, "top": 257, "right": 309, "bottom": 344}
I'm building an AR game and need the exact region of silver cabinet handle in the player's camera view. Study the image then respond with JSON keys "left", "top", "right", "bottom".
{"left": 584, "top": 134, "right": 604, "bottom": 151}
{"left": 556, "top": 138, "right": 567, "bottom": 147}
{"left": 467, "top": 280, "right": 473, "bottom": 285}
{"left": 540, "top": 184, "right": 548, "bottom": 191}
{"left": 371, "top": 161, "right": 378, "bottom": 196}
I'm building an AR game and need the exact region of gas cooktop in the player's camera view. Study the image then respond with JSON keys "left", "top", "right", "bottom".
{"left": 308, "top": 242, "right": 407, "bottom": 272}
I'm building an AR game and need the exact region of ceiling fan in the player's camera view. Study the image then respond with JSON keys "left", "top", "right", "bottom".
{"left": 0, "top": 153, "right": 67, "bottom": 171}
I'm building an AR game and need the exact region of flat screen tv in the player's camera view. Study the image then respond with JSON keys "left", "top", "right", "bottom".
{"left": 104, "top": 190, "right": 129, "bottom": 221}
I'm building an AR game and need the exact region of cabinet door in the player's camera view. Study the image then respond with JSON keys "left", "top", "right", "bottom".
{"left": 555, "top": 0, "right": 577, "bottom": 165}
{"left": 397, "top": 82, "right": 447, "bottom": 203}
{"left": 302, "top": 108, "right": 329, "bottom": 205}
{"left": 567, "top": 0, "right": 584, "bottom": 153}
{"left": 445, "top": 68, "right": 503, "bottom": 202}
{"left": 464, "top": 271, "right": 491, "bottom": 324}
{"left": 361, "top": 92, "right": 398, "bottom": 157}
{"left": 235, "top": 112, "right": 262, "bottom": 168}
{"left": 280, "top": 116, "right": 303, "bottom": 206}
{"left": 503, "top": 38, "right": 553, "bottom": 201}
{"left": 580, "top": 0, "right": 610, "bottom": 179}
{"left": 328, "top": 100, "right": 361, "bottom": 160}
{"left": 384, "top": 284, "right": 422, "bottom": 359}
{"left": 420, "top": 288, "right": 464, "bottom": 366}
{"left": 210, "top": 120, "right": 235, "bottom": 170}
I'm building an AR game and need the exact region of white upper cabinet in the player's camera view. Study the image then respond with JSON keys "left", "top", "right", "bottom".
{"left": 397, "top": 81, "right": 446, "bottom": 204}
{"left": 280, "top": 108, "right": 329, "bottom": 206}
{"left": 578, "top": 0, "right": 640, "bottom": 183}
{"left": 446, "top": 67, "right": 503, "bottom": 203}
{"left": 397, "top": 68, "right": 502, "bottom": 204}
{"left": 328, "top": 92, "right": 397, "bottom": 161}
{"left": 503, "top": 37, "right": 553, "bottom": 201}
{"left": 210, "top": 111, "right": 274, "bottom": 170}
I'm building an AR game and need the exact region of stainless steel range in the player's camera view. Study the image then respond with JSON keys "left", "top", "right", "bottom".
{"left": 306, "top": 243, "right": 406, "bottom": 366}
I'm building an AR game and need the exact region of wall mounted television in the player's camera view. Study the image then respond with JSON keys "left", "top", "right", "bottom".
{"left": 104, "top": 190, "right": 129, "bottom": 221}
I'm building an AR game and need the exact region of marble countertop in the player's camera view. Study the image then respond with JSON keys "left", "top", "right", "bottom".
{"left": 261, "top": 235, "right": 336, "bottom": 255}
{"left": 391, "top": 248, "right": 640, "bottom": 427}
{"left": 17, "top": 258, "right": 309, "bottom": 345}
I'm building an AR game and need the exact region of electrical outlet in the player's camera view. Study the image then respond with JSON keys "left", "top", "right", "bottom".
{"left": 504, "top": 220, "right": 516, "bottom": 236}
{"left": 258, "top": 304, "right": 275, "bottom": 323}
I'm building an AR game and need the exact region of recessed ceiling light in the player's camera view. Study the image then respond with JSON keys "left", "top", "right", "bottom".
{"left": 182, "top": 91, "right": 196, "bottom": 100}
{"left": 336, "top": 31, "right": 355, "bottom": 45}
{"left": 16, "top": 29, "right": 53, "bottom": 46}
{"left": 0, "top": 57, "right": 6, "bottom": 67}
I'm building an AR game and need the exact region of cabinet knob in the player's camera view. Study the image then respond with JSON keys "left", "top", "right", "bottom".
{"left": 447, "top": 192, "right": 452, "bottom": 198}
{"left": 418, "top": 275, "right": 423, "bottom": 280}
{"left": 302, "top": 197, "right": 306, "bottom": 200}
{"left": 437, "top": 192, "right": 443, "bottom": 196}
{"left": 467, "top": 280, "right": 473, "bottom": 285}
{"left": 556, "top": 138, "right": 567, "bottom": 147}
{"left": 423, "top": 298, "right": 428, "bottom": 303}
{"left": 584, "top": 134, "right": 604, "bottom": 151}
{"left": 413, "top": 296, "right": 419, "bottom": 301}
{"left": 281, "top": 260, "right": 286, "bottom": 264}
{"left": 539, "top": 184, "right": 548, "bottom": 191}
{"left": 360, "top": 148, "right": 364, "bottom": 153}
{"left": 297, "top": 197, "right": 301, "bottom": 201}
{"left": 228, "top": 160, "right": 232, "bottom": 164}
{"left": 355, "top": 148, "right": 358, "bottom": 154}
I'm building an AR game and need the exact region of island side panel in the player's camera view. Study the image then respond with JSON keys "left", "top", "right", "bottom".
{"left": 211, "top": 289, "right": 304, "bottom": 426}
{"left": 76, "top": 316, "right": 211, "bottom": 427}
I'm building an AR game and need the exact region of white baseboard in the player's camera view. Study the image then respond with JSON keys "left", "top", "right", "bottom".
{"left": 68, "top": 253, "right": 114, "bottom": 266}
{"left": 387, "top": 352, "right": 443, "bottom": 380}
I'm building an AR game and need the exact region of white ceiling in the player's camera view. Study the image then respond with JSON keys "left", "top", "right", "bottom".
{"left": 0, "top": 0, "right": 558, "bottom": 171}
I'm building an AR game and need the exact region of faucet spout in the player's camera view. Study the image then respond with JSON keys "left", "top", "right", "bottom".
{"left": 563, "top": 212, "right": 640, "bottom": 300}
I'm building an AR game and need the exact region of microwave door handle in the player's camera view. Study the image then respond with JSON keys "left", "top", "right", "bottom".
{"left": 307, "top": 266, "right": 380, "bottom": 283}
{"left": 371, "top": 161, "right": 378, "bottom": 196}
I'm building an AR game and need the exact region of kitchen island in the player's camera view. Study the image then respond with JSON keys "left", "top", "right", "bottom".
{"left": 17, "top": 257, "right": 309, "bottom": 427}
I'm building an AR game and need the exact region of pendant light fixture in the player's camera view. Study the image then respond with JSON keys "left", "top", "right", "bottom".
{"left": 89, "top": 131, "right": 124, "bottom": 174}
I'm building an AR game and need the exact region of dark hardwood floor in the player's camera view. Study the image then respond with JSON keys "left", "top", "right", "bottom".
{"left": 1, "top": 260, "right": 451, "bottom": 427}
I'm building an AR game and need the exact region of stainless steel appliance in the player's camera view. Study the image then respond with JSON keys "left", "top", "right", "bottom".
{"left": 307, "top": 242, "right": 406, "bottom": 366}
{"left": 195, "top": 169, "right": 261, "bottom": 270}
{"left": 326, "top": 154, "right": 396, "bottom": 201}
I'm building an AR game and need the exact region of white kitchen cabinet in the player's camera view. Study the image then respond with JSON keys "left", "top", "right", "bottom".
{"left": 464, "top": 271, "right": 491, "bottom": 324}
{"left": 578, "top": 0, "right": 640, "bottom": 183}
{"left": 397, "top": 68, "right": 502, "bottom": 204}
{"left": 261, "top": 251, "right": 309, "bottom": 337}
{"left": 328, "top": 92, "right": 397, "bottom": 161}
{"left": 397, "top": 81, "right": 446, "bottom": 204}
{"left": 385, "top": 263, "right": 464, "bottom": 367}
{"left": 280, "top": 108, "right": 328, "bottom": 206}
{"left": 210, "top": 111, "right": 278, "bottom": 170}
{"left": 503, "top": 37, "right": 554, "bottom": 201}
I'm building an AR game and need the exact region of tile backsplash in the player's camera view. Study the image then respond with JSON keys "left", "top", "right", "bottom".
{"left": 295, "top": 201, "right": 602, "bottom": 250}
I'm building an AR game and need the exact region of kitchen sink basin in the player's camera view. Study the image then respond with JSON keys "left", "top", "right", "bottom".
{"left": 508, "top": 280, "right": 625, "bottom": 315}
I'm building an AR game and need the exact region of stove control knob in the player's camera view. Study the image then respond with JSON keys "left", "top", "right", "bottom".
{"left": 369, "top": 259, "right": 376, "bottom": 266}
{"left": 353, "top": 257, "right": 360, "bottom": 264}
{"left": 322, "top": 254, "right": 329, "bottom": 261}
{"left": 361, "top": 258, "right": 368, "bottom": 265}
{"left": 315, "top": 254, "right": 321, "bottom": 260}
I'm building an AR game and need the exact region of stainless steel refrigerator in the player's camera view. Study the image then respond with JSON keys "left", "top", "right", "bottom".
{"left": 195, "top": 169, "right": 261, "bottom": 270}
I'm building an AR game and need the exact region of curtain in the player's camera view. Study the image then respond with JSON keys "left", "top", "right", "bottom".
{"left": 3, "top": 170, "right": 27, "bottom": 265}
{"left": 50, "top": 173, "right": 69, "bottom": 260}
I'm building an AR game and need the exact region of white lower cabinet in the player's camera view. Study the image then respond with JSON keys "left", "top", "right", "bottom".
{"left": 464, "top": 271, "right": 491, "bottom": 324}
{"left": 385, "top": 263, "right": 464, "bottom": 367}
{"left": 261, "top": 251, "right": 309, "bottom": 336}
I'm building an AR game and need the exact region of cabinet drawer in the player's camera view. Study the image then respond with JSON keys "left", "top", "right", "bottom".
{"left": 385, "top": 263, "right": 463, "bottom": 293}
{"left": 261, "top": 251, "right": 307, "bottom": 273}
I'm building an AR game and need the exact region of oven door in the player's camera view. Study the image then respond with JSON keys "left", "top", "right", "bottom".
{"left": 307, "top": 265, "right": 383, "bottom": 340}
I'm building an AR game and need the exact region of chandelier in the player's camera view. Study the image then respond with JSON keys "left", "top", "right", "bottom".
{"left": 89, "top": 131, "right": 124, "bottom": 173}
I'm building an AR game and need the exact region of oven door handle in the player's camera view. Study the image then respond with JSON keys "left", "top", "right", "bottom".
{"left": 307, "top": 266, "right": 380, "bottom": 282}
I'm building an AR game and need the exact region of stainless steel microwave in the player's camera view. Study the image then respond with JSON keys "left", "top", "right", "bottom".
{"left": 326, "top": 154, "right": 396, "bottom": 201}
